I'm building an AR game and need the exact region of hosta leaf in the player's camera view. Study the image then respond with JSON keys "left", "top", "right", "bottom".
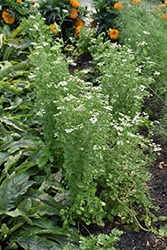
{"left": 0, "top": 208, "right": 32, "bottom": 225}
{"left": 52, "top": 168, "right": 62, "bottom": 182}
{"left": 17, "top": 198, "right": 32, "bottom": 214}
{"left": 8, "top": 222, "right": 25, "bottom": 237}
{"left": 4, "top": 150, "right": 23, "bottom": 173}
{"left": 0, "top": 152, "right": 10, "bottom": 166}
{"left": 0, "top": 117, "right": 26, "bottom": 132}
{"left": 0, "top": 138, "right": 35, "bottom": 151}
{"left": 0, "top": 171, "right": 34, "bottom": 211}
{"left": 7, "top": 38, "right": 21, "bottom": 48}
{"left": 14, "top": 235, "right": 62, "bottom": 250}
{"left": 4, "top": 97, "right": 22, "bottom": 111}
{"left": 25, "top": 188, "right": 63, "bottom": 216}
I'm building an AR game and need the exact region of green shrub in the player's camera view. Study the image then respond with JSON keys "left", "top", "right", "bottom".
{"left": 27, "top": 13, "right": 161, "bottom": 230}
{"left": 0, "top": 0, "right": 87, "bottom": 41}
{"left": 91, "top": 0, "right": 123, "bottom": 39}
{"left": 115, "top": 0, "right": 167, "bottom": 141}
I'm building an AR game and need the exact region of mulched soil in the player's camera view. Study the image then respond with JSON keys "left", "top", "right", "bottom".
{"left": 69, "top": 54, "right": 167, "bottom": 250}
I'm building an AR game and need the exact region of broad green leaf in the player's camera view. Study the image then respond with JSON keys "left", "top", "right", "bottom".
{"left": 4, "top": 150, "right": 23, "bottom": 173}
{"left": 0, "top": 208, "right": 32, "bottom": 225}
{"left": 0, "top": 152, "right": 10, "bottom": 166}
{"left": 52, "top": 168, "right": 62, "bottom": 182}
{"left": 0, "top": 117, "right": 26, "bottom": 132}
{"left": 25, "top": 188, "right": 63, "bottom": 216}
{"left": 0, "top": 223, "right": 9, "bottom": 238}
{"left": 3, "top": 47, "right": 14, "bottom": 61}
{"left": 15, "top": 235, "right": 62, "bottom": 250}
{"left": 7, "top": 38, "right": 21, "bottom": 48}
{"left": 4, "top": 97, "right": 23, "bottom": 111}
{"left": 0, "top": 138, "right": 35, "bottom": 151}
{"left": 0, "top": 172, "right": 34, "bottom": 211}
{"left": 17, "top": 198, "right": 32, "bottom": 213}
{"left": 8, "top": 222, "right": 25, "bottom": 237}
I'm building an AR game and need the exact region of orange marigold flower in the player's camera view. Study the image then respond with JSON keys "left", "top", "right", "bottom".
{"left": 74, "top": 25, "right": 83, "bottom": 37}
{"left": 109, "top": 29, "right": 119, "bottom": 40}
{"left": 50, "top": 23, "right": 59, "bottom": 34}
{"left": 162, "top": 14, "right": 167, "bottom": 20}
{"left": 69, "top": 9, "right": 78, "bottom": 19}
{"left": 90, "top": 20, "right": 96, "bottom": 28}
{"left": 165, "top": 1, "right": 167, "bottom": 5}
{"left": 114, "top": 2, "right": 124, "bottom": 10}
{"left": 32, "top": 1, "right": 35, "bottom": 3}
{"left": 106, "top": 6, "right": 110, "bottom": 9}
{"left": 17, "top": 0, "right": 22, "bottom": 3}
{"left": 2, "top": 10, "right": 15, "bottom": 24}
{"left": 135, "top": 0, "right": 140, "bottom": 4}
{"left": 159, "top": 4, "right": 166, "bottom": 8}
{"left": 152, "top": 8, "right": 158, "bottom": 13}
{"left": 70, "top": 0, "right": 80, "bottom": 7}
{"left": 75, "top": 18, "right": 84, "bottom": 27}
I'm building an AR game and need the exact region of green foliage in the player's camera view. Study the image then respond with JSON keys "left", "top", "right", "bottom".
{"left": 0, "top": 49, "right": 79, "bottom": 249}
{"left": 28, "top": 18, "right": 160, "bottom": 230}
{"left": 73, "top": 26, "right": 97, "bottom": 55}
{"left": 159, "top": 226, "right": 167, "bottom": 237}
{"left": 78, "top": 229, "right": 123, "bottom": 250}
{"left": 0, "top": 24, "right": 32, "bottom": 61}
{"left": 0, "top": 0, "right": 87, "bottom": 42}
{"left": 115, "top": 0, "right": 167, "bottom": 141}
{"left": 91, "top": 0, "right": 121, "bottom": 38}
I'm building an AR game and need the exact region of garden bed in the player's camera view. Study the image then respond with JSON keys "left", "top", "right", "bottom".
{"left": 69, "top": 54, "right": 167, "bottom": 250}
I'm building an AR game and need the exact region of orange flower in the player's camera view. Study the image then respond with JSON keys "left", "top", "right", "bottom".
{"left": 114, "top": 2, "right": 124, "bottom": 10}
{"left": 159, "top": 4, "right": 166, "bottom": 8}
{"left": 106, "top": 6, "right": 110, "bottom": 10}
{"left": 109, "top": 29, "right": 119, "bottom": 40}
{"left": 2, "top": 10, "right": 15, "bottom": 24}
{"left": 165, "top": 1, "right": 167, "bottom": 5}
{"left": 69, "top": 9, "right": 78, "bottom": 19}
{"left": 32, "top": 1, "right": 35, "bottom": 3}
{"left": 74, "top": 25, "right": 83, "bottom": 37}
{"left": 152, "top": 9, "right": 158, "bottom": 13}
{"left": 135, "top": 0, "right": 140, "bottom": 4}
{"left": 75, "top": 18, "right": 84, "bottom": 27}
{"left": 17, "top": 0, "right": 22, "bottom": 3}
{"left": 90, "top": 20, "right": 96, "bottom": 28}
{"left": 70, "top": 0, "right": 80, "bottom": 7}
{"left": 50, "top": 23, "right": 59, "bottom": 34}
{"left": 162, "top": 14, "right": 167, "bottom": 20}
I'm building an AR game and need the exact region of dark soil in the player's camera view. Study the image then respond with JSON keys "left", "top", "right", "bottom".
{"left": 69, "top": 54, "right": 167, "bottom": 250}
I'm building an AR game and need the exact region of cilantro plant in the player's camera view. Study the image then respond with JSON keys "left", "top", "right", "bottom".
{"left": 28, "top": 12, "right": 161, "bottom": 231}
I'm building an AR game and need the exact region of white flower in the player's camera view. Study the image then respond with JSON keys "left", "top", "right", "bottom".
{"left": 43, "top": 42, "right": 49, "bottom": 46}
{"left": 28, "top": 74, "right": 37, "bottom": 78}
{"left": 89, "top": 117, "right": 98, "bottom": 124}
{"left": 154, "top": 72, "right": 160, "bottom": 75}
{"left": 33, "top": 24, "right": 38, "bottom": 30}
{"left": 57, "top": 81, "right": 67, "bottom": 87}
{"left": 117, "top": 140, "right": 124, "bottom": 145}
{"left": 30, "top": 15, "right": 35, "bottom": 19}
{"left": 104, "top": 106, "right": 112, "bottom": 111}
{"left": 143, "top": 31, "right": 150, "bottom": 35}
{"left": 65, "top": 129, "right": 74, "bottom": 133}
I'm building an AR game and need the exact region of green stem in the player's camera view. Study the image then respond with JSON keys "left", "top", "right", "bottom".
{"left": 117, "top": 198, "right": 149, "bottom": 232}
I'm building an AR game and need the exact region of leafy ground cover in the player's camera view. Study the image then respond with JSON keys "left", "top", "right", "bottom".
{"left": 1, "top": 0, "right": 167, "bottom": 249}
